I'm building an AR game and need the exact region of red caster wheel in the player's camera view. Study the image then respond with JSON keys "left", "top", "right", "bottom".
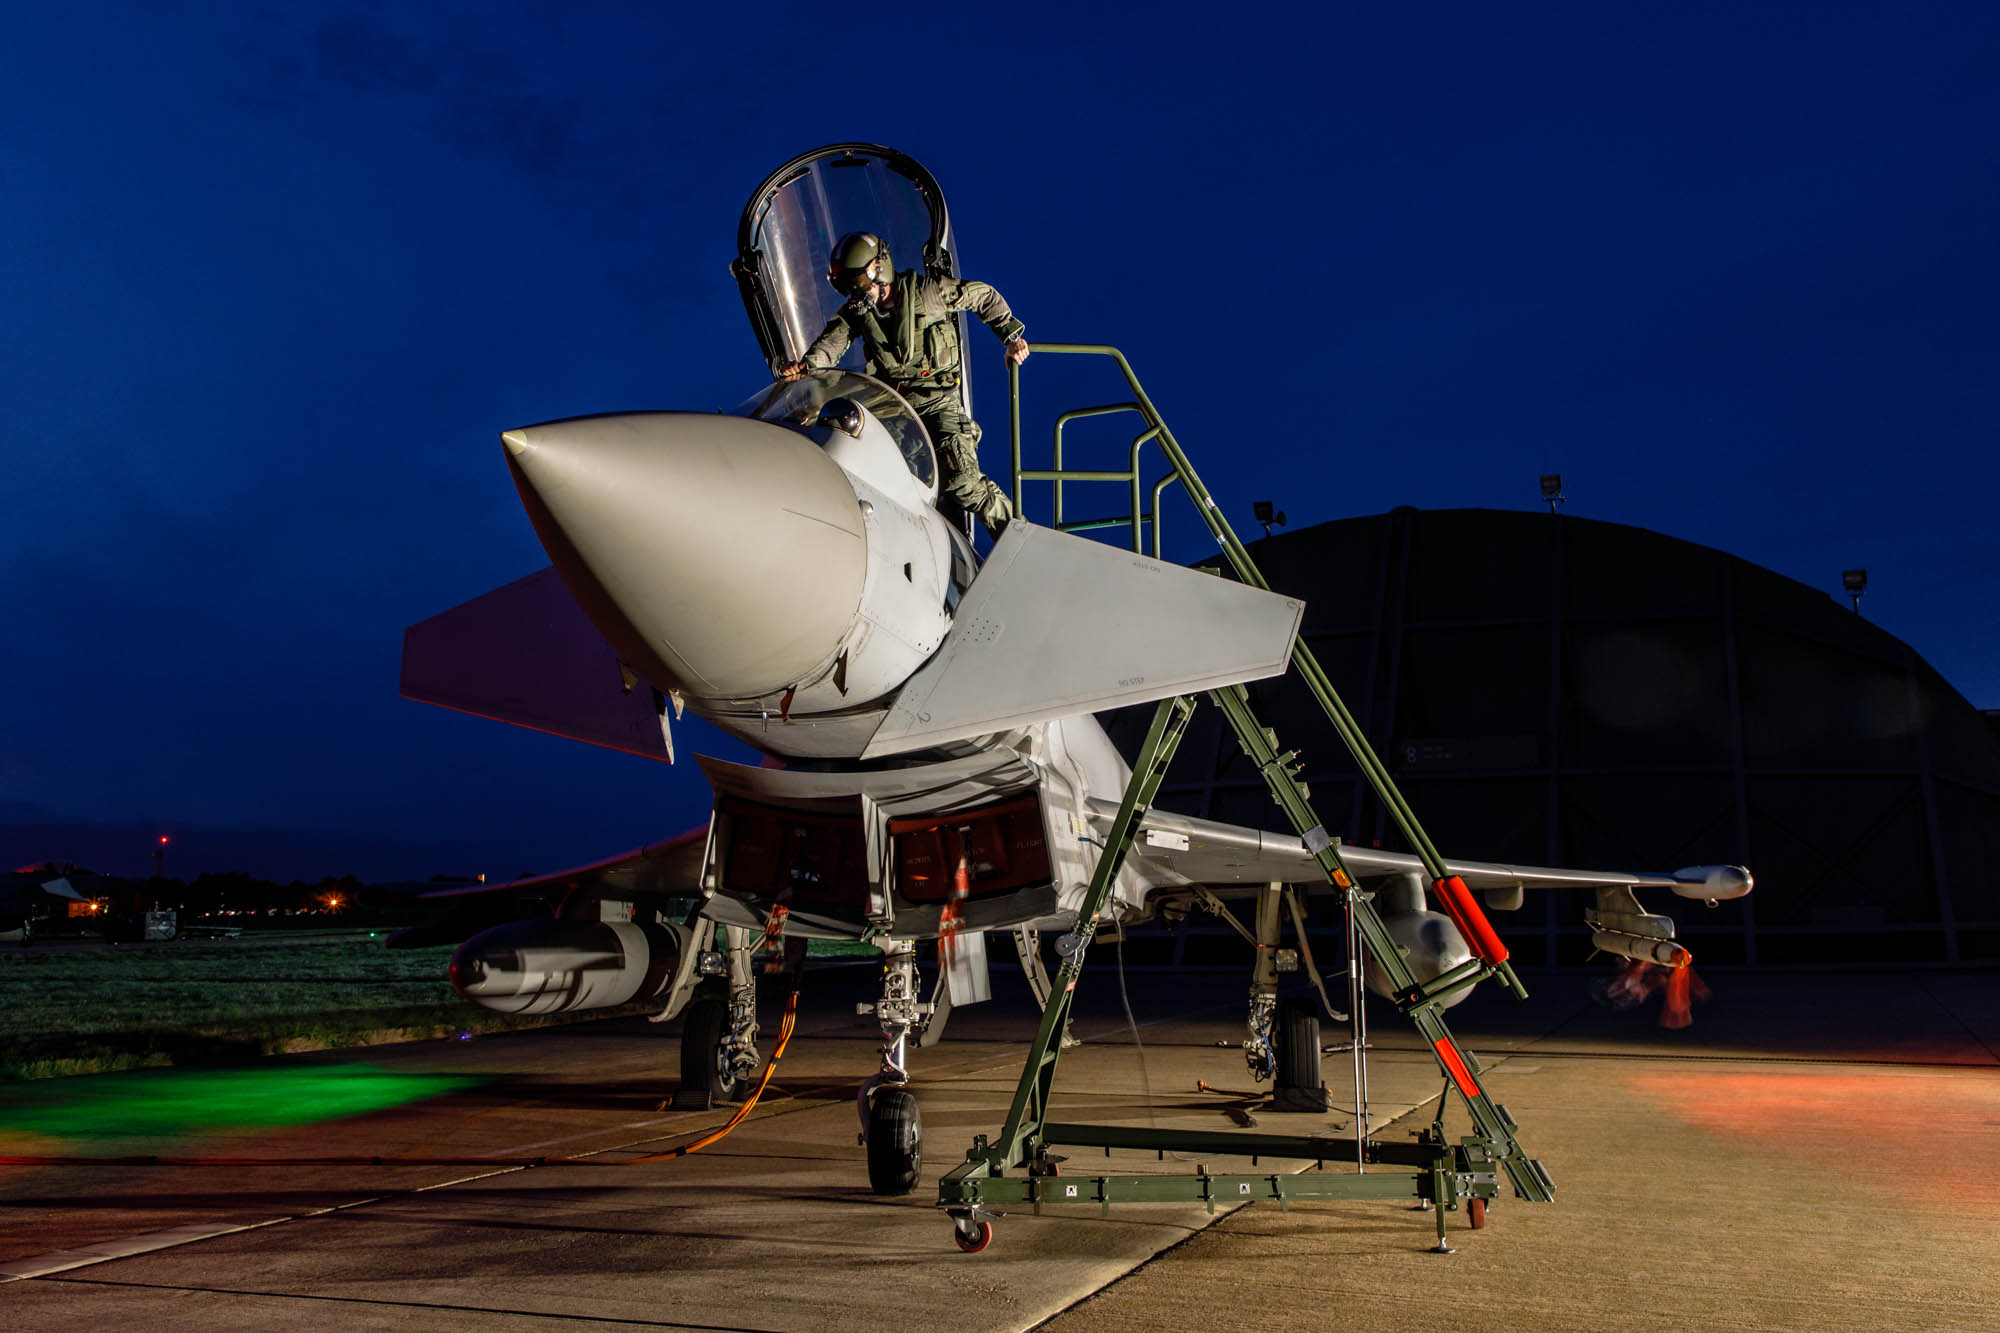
{"left": 953, "top": 1219, "right": 994, "bottom": 1253}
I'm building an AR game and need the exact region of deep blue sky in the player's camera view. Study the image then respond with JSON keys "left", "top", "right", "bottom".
{"left": 4, "top": 2, "right": 1994, "bottom": 881}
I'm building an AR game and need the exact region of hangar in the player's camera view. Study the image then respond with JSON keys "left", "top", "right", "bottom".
{"left": 1118, "top": 507, "right": 2000, "bottom": 968}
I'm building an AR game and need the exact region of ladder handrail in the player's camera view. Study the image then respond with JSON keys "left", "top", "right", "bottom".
{"left": 1005, "top": 345, "right": 1522, "bottom": 999}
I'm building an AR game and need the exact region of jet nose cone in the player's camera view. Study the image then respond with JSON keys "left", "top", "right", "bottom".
{"left": 504, "top": 412, "right": 867, "bottom": 699}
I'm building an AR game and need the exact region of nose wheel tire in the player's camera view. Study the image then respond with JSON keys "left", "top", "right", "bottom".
{"left": 679, "top": 982, "right": 743, "bottom": 1103}
{"left": 866, "top": 1087, "right": 923, "bottom": 1195}
{"left": 952, "top": 1219, "right": 994, "bottom": 1253}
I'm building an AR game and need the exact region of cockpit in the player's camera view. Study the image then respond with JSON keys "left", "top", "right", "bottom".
{"left": 730, "top": 370, "right": 937, "bottom": 491}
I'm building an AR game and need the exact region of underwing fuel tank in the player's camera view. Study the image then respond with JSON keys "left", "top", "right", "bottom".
{"left": 1361, "top": 873, "right": 1475, "bottom": 1009}
{"left": 449, "top": 918, "right": 685, "bottom": 1015}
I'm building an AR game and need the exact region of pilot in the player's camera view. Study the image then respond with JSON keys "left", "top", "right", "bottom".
{"left": 779, "top": 231, "right": 1029, "bottom": 539}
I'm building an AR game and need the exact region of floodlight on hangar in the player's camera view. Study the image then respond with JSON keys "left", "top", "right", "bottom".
{"left": 1539, "top": 474, "right": 1565, "bottom": 513}
{"left": 1843, "top": 569, "right": 1868, "bottom": 614}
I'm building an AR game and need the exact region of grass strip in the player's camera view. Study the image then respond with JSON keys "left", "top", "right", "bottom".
{"left": 0, "top": 935, "right": 623, "bottom": 1080}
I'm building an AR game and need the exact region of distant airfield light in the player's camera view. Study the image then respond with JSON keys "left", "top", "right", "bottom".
{"left": 1253, "top": 500, "right": 1287, "bottom": 539}
{"left": 1539, "top": 474, "right": 1565, "bottom": 514}
{"left": 1842, "top": 568, "right": 1868, "bottom": 615}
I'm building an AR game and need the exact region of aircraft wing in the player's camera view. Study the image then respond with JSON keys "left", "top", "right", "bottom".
{"left": 418, "top": 826, "right": 708, "bottom": 900}
{"left": 385, "top": 828, "right": 708, "bottom": 950}
{"left": 862, "top": 523, "right": 1303, "bottom": 758}
{"left": 1095, "top": 800, "right": 1752, "bottom": 902}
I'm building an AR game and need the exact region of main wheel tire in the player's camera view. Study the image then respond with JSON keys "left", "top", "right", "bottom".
{"left": 678, "top": 982, "right": 743, "bottom": 1103}
{"left": 1271, "top": 998, "right": 1328, "bottom": 1112}
{"left": 866, "top": 1087, "right": 923, "bottom": 1196}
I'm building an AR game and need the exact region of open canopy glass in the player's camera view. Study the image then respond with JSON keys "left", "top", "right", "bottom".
{"left": 732, "top": 144, "right": 970, "bottom": 405}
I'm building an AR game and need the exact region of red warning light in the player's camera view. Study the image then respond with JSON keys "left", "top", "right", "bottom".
{"left": 158, "top": 836, "right": 170, "bottom": 845}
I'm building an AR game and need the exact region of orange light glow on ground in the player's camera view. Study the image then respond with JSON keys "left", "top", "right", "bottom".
{"left": 1627, "top": 1066, "right": 2000, "bottom": 1213}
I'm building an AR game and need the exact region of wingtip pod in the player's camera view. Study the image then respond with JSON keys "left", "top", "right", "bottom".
{"left": 1669, "top": 865, "right": 1754, "bottom": 901}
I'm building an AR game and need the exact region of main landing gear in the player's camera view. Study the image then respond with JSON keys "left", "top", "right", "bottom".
{"left": 678, "top": 980, "right": 748, "bottom": 1102}
{"left": 1272, "top": 997, "right": 1326, "bottom": 1112}
{"left": 1240, "top": 883, "right": 1334, "bottom": 1114}
{"left": 673, "top": 925, "right": 760, "bottom": 1109}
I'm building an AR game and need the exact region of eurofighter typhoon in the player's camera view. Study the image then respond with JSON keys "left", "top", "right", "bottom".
{"left": 401, "top": 144, "right": 1751, "bottom": 1196}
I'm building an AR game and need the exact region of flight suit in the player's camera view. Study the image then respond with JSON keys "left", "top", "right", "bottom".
{"left": 799, "top": 271, "right": 1022, "bottom": 537}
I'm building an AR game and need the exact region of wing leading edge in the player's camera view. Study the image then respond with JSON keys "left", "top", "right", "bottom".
{"left": 1100, "top": 800, "right": 1753, "bottom": 902}
{"left": 862, "top": 523, "right": 1304, "bottom": 758}
{"left": 419, "top": 825, "right": 708, "bottom": 901}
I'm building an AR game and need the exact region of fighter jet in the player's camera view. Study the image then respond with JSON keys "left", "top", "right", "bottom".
{"left": 401, "top": 144, "right": 1751, "bottom": 1195}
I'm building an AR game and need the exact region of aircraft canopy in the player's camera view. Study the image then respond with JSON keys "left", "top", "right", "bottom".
{"left": 732, "top": 144, "right": 973, "bottom": 421}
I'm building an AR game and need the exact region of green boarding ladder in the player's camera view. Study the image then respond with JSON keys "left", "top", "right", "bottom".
{"left": 936, "top": 347, "right": 1554, "bottom": 1253}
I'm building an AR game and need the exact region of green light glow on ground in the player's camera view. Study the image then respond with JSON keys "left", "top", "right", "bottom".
{"left": 0, "top": 1065, "right": 481, "bottom": 1139}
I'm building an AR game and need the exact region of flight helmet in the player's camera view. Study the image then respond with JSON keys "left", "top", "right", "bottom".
{"left": 827, "top": 232, "right": 893, "bottom": 297}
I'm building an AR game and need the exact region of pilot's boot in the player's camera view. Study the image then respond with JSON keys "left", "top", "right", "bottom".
{"left": 938, "top": 433, "right": 1013, "bottom": 540}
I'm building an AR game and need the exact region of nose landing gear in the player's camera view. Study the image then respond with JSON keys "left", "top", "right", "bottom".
{"left": 855, "top": 941, "right": 931, "bottom": 1195}
{"left": 865, "top": 1086, "right": 923, "bottom": 1195}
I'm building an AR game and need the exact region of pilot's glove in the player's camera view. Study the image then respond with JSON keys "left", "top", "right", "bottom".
{"left": 1004, "top": 336, "right": 1030, "bottom": 367}
{"left": 778, "top": 360, "right": 808, "bottom": 381}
